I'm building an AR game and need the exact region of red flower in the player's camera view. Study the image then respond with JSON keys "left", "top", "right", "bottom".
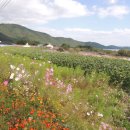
{"left": 30, "top": 128, "right": 35, "bottom": 130}
{"left": 30, "top": 108, "right": 35, "bottom": 115}
{"left": 37, "top": 110, "right": 44, "bottom": 117}
{"left": 46, "top": 123, "right": 51, "bottom": 128}
{"left": 19, "top": 123, "right": 25, "bottom": 128}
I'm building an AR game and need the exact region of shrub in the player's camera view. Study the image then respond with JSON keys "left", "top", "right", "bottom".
{"left": 118, "top": 49, "right": 130, "bottom": 57}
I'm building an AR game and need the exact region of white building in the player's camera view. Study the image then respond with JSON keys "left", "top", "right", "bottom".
{"left": 23, "top": 43, "right": 31, "bottom": 47}
{"left": 46, "top": 43, "right": 54, "bottom": 49}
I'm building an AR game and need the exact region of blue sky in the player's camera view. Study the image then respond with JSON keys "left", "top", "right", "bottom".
{"left": 0, "top": 0, "right": 130, "bottom": 46}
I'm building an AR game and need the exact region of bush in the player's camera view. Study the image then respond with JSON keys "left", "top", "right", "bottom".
{"left": 61, "top": 44, "right": 70, "bottom": 50}
{"left": 118, "top": 49, "right": 130, "bottom": 57}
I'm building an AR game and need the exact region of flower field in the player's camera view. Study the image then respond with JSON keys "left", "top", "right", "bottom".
{"left": 2, "top": 47, "right": 130, "bottom": 92}
{"left": 0, "top": 47, "right": 130, "bottom": 130}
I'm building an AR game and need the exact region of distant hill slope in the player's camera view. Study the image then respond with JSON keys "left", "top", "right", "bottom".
{"left": 0, "top": 32, "right": 13, "bottom": 42}
{"left": 83, "top": 42, "right": 126, "bottom": 49}
{"left": 0, "top": 24, "right": 80, "bottom": 46}
{"left": 0, "top": 23, "right": 130, "bottom": 49}
{"left": 83, "top": 42, "right": 106, "bottom": 49}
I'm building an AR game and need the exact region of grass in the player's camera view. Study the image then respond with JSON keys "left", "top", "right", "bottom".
{"left": 0, "top": 47, "right": 130, "bottom": 130}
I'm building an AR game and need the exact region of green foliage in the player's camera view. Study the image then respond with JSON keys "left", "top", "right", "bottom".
{"left": 1, "top": 24, "right": 130, "bottom": 50}
{"left": 16, "top": 39, "right": 40, "bottom": 45}
{"left": 0, "top": 47, "right": 130, "bottom": 129}
{"left": 61, "top": 43, "right": 70, "bottom": 50}
{"left": 0, "top": 32, "right": 13, "bottom": 42}
{"left": 1, "top": 47, "right": 130, "bottom": 92}
{"left": 16, "top": 39, "right": 27, "bottom": 45}
{"left": 76, "top": 45, "right": 93, "bottom": 52}
{"left": 0, "top": 24, "right": 80, "bottom": 46}
{"left": 118, "top": 49, "right": 130, "bottom": 57}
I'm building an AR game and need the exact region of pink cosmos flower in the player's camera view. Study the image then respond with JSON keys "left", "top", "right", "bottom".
{"left": 66, "top": 84, "right": 72, "bottom": 94}
{"left": 45, "top": 68, "right": 54, "bottom": 86}
{"left": 3, "top": 80, "right": 9, "bottom": 86}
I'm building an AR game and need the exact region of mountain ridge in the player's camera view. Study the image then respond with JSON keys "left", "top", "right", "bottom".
{"left": 0, "top": 23, "right": 130, "bottom": 49}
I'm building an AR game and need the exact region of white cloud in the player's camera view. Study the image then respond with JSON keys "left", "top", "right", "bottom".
{"left": 107, "top": 0, "right": 118, "bottom": 4}
{"left": 94, "top": 5, "right": 129, "bottom": 18}
{"left": 0, "top": 0, "right": 89, "bottom": 25}
{"left": 65, "top": 28, "right": 92, "bottom": 32}
{"left": 36, "top": 27, "right": 130, "bottom": 46}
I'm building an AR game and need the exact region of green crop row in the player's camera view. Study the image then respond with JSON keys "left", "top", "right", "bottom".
{"left": 1, "top": 47, "right": 130, "bottom": 92}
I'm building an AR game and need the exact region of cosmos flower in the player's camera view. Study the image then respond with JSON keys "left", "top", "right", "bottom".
{"left": 97, "top": 113, "right": 103, "bottom": 117}
{"left": 10, "top": 65, "right": 15, "bottom": 70}
{"left": 3, "top": 80, "right": 9, "bottom": 86}
{"left": 10, "top": 73, "right": 15, "bottom": 79}
{"left": 15, "top": 77, "right": 20, "bottom": 81}
{"left": 66, "top": 84, "right": 72, "bottom": 94}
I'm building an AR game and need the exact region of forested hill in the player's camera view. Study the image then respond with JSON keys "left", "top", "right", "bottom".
{"left": 0, "top": 23, "right": 130, "bottom": 49}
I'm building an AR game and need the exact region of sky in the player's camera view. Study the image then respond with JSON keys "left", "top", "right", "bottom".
{"left": 0, "top": 0, "right": 130, "bottom": 46}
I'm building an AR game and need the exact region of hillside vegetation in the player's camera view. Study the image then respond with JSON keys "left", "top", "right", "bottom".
{"left": 0, "top": 24, "right": 130, "bottom": 50}
{"left": 0, "top": 24, "right": 80, "bottom": 46}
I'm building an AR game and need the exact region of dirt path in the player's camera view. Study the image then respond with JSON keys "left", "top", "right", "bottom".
{"left": 78, "top": 51, "right": 130, "bottom": 61}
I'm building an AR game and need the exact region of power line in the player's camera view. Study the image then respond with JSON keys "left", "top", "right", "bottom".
{"left": 0, "top": 0, "right": 5, "bottom": 6}
{"left": 2, "top": 0, "right": 12, "bottom": 9}
{"left": 1, "top": 0, "right": 11, "bottom": 9}
{"left": 0, "top": 0, "right": 12, "bottom": 9}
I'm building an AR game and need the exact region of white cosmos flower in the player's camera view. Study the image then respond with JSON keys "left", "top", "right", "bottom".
{"left": 15, "top": 77, "right": 20, "bottom": 81}
{"left": 18, "top": 74, "right": 22, "bottom": 79}
{"left": 87, "top": 112, "right": 91, "bottom": 116}
{"left": 16, "top": 67, "right": 20, "bottom": 71}
{"left": 10, "top": 65, "right": 15, "bottom": 70}
{"left": 35, "top": 70, "right": 39, "bottom": 75}
{"left": 97, "top": 112, "right": 103, "bottom": 117}
{"left": 10, "top": 73, "right": 15, "bottom": 79}
{"left": 22, "top": 70, "right": 25, "bottom": 74}
{"left": 48, "top": 61, "right": 51, "bottom": 63}
{"left": 90, "top": 111, "right": 93, "bottom": 114}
